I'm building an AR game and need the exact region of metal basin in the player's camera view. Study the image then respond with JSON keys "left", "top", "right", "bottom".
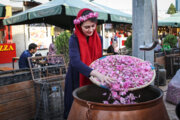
{"left": 68, "top": 85, "right": 169, "bottom": 120}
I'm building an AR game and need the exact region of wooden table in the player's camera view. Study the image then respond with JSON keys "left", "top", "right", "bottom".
{"left": 0, "top": 67, "right": 13, "bottom": 71}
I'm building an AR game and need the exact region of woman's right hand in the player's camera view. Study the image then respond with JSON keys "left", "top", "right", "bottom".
{"left": 90, "top": 70, "right": 116, "bottom": 85}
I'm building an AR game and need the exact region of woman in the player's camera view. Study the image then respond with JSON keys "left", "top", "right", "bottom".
{"left": 64, "top": 8, "right": 114, "bottom": 119}
{"left": 47, "top": 43, "right": 57, "bottom": 65}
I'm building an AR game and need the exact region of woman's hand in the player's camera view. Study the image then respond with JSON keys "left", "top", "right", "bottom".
{"left": 90, "top": 70, "right": 116, "bottom": 85}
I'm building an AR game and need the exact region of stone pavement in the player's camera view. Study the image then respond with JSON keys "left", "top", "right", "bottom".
{"left": 159, "top": 80, "right": 179, "bottom": 120}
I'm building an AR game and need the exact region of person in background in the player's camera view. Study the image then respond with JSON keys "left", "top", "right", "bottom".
{"left": 110, "top": 32, "right": 117, "bottom": 45}
{"left": 124, "top": 32, "right": 128, "bottom": 37}
{"left": 162, "top": 32, "right": 166, "bottom": 38}
{"left": 64, "top": 8, "right": 115, "bottom": 119}
{"left": 154, "top": 36, "right": 162, "bottom": 52}
{"left": 177, "top": 36, "right": 180, "bottom": 48}
{"left": 18, "top": 43, "right": 37, "bottom": 69}
{"left": 107, "top": 41, "right": 119, "bottom": 55}
{"left": 127, "top": 32, "right": 132, "bottom": 37}
{"left": 47, "top": 43, "right": 57, "bottom": 65}
{"left": 47, "top": 42, "right": 64, "bottom": 65}
{"left": 114, "top": 41, "right": 119, "bottom": 53}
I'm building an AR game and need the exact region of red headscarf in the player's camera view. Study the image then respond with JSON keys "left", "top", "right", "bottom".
{"left": 74, "top": 8, "right": 102, "bottom": 87}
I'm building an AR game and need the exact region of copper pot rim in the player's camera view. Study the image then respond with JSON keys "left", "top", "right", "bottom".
{"left": 73, "top": 85, "right": 163, "bottom": 109}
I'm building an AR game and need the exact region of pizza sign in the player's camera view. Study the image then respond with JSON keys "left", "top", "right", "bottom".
{"left": 0, "top": 43, "right": 16, "bottom": 64}
{"left": 0, "top": 44, "right": 14, "bottom": 51}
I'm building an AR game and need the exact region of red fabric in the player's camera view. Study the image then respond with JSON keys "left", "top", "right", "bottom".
{"left": 74, "top": 8, "right": 102, "bottom": 87}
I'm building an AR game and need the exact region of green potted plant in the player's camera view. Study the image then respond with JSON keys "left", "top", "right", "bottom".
{"left": 163, "top": 34, "right": 177, "bottom": 48}
{"left": 55, "top": 30, "right": 71, "bottom": 64}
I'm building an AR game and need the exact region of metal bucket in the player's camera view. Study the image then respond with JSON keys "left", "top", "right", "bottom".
{"left": 68, "top": 85, "right": 169, "bottom": 120}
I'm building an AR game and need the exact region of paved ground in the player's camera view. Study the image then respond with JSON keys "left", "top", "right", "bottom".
{"left": 159, "top": 80, "right": 179, "bottom": 120}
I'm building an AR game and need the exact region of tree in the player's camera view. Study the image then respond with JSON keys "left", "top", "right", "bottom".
{"left": 167, "top": 3, "right": 176, "bottom": 14}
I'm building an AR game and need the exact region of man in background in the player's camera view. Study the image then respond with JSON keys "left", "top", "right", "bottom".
{"left": 177, "top": 36, "right": 180, "bottom": 48}
{"left": 18, "top": 43, "right": 37, "bottom": 69}
{"left": 107, "top": 41, "right": 119, "bottom": 55}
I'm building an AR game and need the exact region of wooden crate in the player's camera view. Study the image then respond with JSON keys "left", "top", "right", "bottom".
{"left": 0, "top": 80, "right": 36, "bottom": 120}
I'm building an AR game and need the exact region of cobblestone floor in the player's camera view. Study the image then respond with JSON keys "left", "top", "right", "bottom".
{"left": 159, "top": 80, "right": 179, "bottom": 120}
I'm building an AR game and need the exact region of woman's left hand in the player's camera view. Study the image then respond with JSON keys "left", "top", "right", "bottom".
{"left": 90, "top": 70, "right": 116, "bottom": 85}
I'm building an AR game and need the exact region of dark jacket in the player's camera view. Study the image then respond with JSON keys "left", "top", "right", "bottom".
{"left": 18, "top": 50, "right": 32, "bottom": 69}
{"left": 107, "top": 45, "right": 118, "bottom": 54}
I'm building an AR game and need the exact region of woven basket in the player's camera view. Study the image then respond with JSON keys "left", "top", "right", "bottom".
{"left": 89, "top": 55, "right": 156, "bottom": 91}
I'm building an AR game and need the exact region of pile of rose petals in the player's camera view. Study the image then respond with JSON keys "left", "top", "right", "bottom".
{"left": 90, "top": 55, "right": 155, "bottom": 104}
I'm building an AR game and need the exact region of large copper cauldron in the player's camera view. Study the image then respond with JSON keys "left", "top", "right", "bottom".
{"left": 68, "top": 85, "right": 169, "bottom": 120}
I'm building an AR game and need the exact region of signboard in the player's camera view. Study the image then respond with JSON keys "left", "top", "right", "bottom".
{"left": 29, "top": 23, "right": 51, "bottom": 50}
{"left": 0, "top": 43, "right": 16, "bottom": 64}
{"left": 5, "top": 6, "right": 12, "bottom": 17}
{"left": 105, "top": 24, "right": 112, "bottom": 29}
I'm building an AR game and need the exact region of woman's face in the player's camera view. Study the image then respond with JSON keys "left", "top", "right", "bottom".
{"left": 81, "top": 20, "right": 96, "bottom": 37}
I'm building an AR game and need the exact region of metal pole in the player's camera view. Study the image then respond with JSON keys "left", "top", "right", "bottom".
{"left": 139, "top": 0, "right": 159, "bottom": 51}
{"left": 152, "top": 0, "right": 158, "bottom": 42}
